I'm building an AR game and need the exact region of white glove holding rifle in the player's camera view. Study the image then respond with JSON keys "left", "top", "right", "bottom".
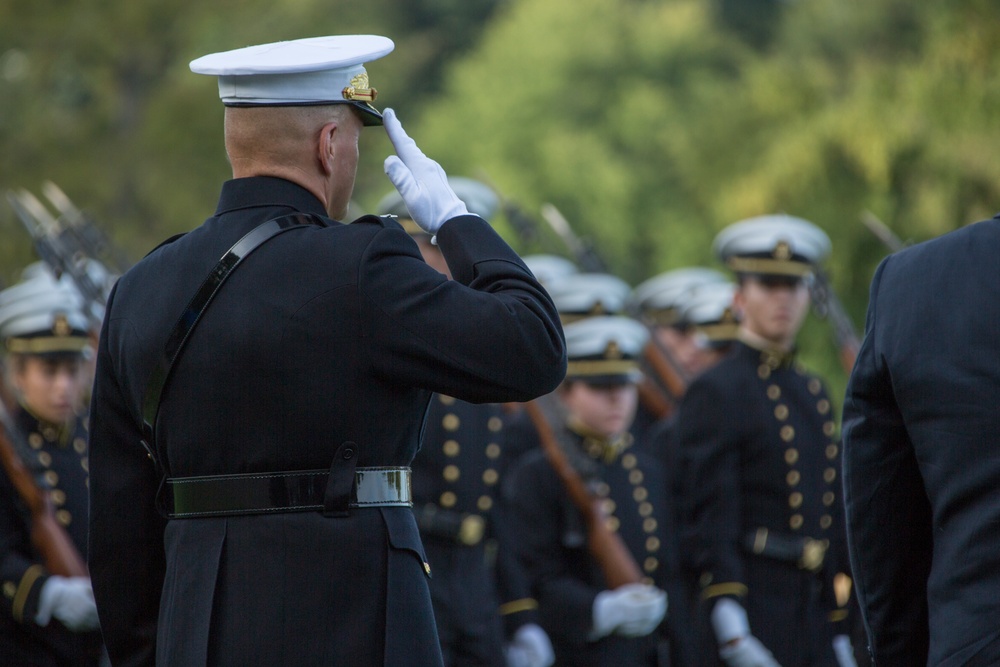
{"left": 35, "top": 575, "right": 100, "bottom": 632}
{"left": 712, "top": 598, "right": 781, "bottom": 667}
{"left": 382, "top": 108, "right": 471, "bottom": 236}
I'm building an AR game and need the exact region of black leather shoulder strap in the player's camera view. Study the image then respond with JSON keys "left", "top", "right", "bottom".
{"left": 140, "top": 212, "right": 324, "bottom": 459}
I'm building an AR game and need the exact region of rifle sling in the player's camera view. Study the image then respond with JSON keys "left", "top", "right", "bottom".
{"left": 139, "top": 212, "right": 324, "bottom": 461}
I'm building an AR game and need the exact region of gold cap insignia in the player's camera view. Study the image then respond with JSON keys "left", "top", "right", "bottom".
{"left": 342, "top": 71, "right": 377, "bottom": 102}
{"left": 52, "top": 314, "right": 71, "bottom": 337}
{"left": 721, "top": 308, "right": 735, "bottom": 324}
{"left": 604, "top": 340, "right": 623, "bottom": 360}
{"left": 773, "top": 241, "right": 792, "bottom": 261}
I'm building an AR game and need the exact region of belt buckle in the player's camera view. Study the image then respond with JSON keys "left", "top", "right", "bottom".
{"left": 799, "top": 538, "right": 828, "bottom": 572}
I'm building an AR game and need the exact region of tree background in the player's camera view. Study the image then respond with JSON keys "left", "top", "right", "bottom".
{"left": 2, "top": 0, "right": 999, "bottom": 401}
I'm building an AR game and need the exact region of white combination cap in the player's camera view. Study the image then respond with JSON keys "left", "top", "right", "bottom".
{"left": 631, "top": 267, "right": 730, "bottom": 326}
{"left": 523, "top": 255, "right": 578, "bottom": 286}
{"left": 713, "top": 214, "right": 832, "bottom": 277}
{"left": 545, "top": 272, "right": 632, "bottom": 322}
{"left": 190, "top": 35, "right": 394, "bottom": 125}
{"left": 563, "top": 315, "right": 649, "bottom": 385}
{"left": 0, "top": 267, "right": 90, "bottom": 356}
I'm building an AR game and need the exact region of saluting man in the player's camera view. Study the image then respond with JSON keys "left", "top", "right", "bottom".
{"left": 86, "top": 35, "right": 566, "bottom": 667}
{"left": 675, "top": 215, "right": 856, "bottom": 667}
{"left": 377, "top": 178, "right": 555, "bottom": 667}
{"left": 503, "top": 315, "right": 670, "bottom": 666}
{"left": 0, "top": 266, "right": 103, "bottom": 666}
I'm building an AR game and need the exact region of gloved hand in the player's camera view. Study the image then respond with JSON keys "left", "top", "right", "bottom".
{"left": 35, "top": 575, "right": 100, "bottom": 632}
{"left": 832, "top": 634, "right": 858, "bottom": 667}
{"left": 383, "top": 108, "right": 470, "bottom": 235}
{"left": 711, "top": 598, "right": 780, "bottom": 667}
{"left": 591, "top": 582, "right": 668, "bottom": 639}
{"left": 505, "top": 623, "right": 555, "bottom": 667}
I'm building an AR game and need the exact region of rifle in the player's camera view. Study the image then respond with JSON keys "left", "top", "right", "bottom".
{"left": 40, "top": 181, "right": 131, "bottom": 274}
{"left": 861, "top": 210, "right": 907, "bottom": 254}
{"left": 523, "top": 397, "right": 643, "bottom": 588}
{"left": 808, "top": 266, "right": 861, "bottom": 374}
{"left": 6, "top": 187, "right": 114, "bottom": 331}
{"left": 0, "top": 364, "right": 88, "bottom": 577}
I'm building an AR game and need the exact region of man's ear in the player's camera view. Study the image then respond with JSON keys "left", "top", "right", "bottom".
{"left": 318, "top": 121, "right": 338, "bottom": 176}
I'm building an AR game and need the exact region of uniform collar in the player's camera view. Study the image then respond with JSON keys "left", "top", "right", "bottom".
{"left": 567, "top": 416, "right": 633, "bottom": 464}
{"left": 16, "top": 402, "right": 72, "bottom": 445}
{"left": 215, "top": 176, "right": 330, "bottom": 218}
{"left": 737, "top": 331, "right": 797, "bottom": 369}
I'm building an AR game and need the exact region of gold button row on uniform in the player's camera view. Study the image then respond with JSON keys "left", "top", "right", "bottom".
{"left": 639, "top": 502, "right": 653, "bottom": 517}
{"left": 488, "top": 416, "right": 503, "bottom": 433}
{"left": 621, "top": 454, "right": 637, "bottom": 470}
{"left": 817, "top": 399, "right": 830, "bottom": 415}
{"left": 790, "top": 514, "right": 804, "bottom": 530}
{"left": 823, "top": 491, "right": 835, "bottom": 506}
{"left": 605, "top": 516, "right": 620, "bottom": 532}
{"left": 38, "top": 452, "right": 52, "bottom": 467}
{"left": 50, "top": 489, "right": 66, "bottom": 506}
{"left": 439, "top": 395, "right": 456, "bottom": 406}
{"left": 785, "top": 449, "right": 799, "bottom": 465}
{"left": 780, "top": 426, "right": 795, "bottom": 442}
{"left": 486, "top": 443, "right": 501, "bottom": 459}
{"left": 824, "top": 467, "right": 837, "bottom": 483}
{"left": 442, "top": 414, "right": 460, "bottom": 431}
{"left": 823, "top": 421, "right": 836, "bottom": 437}
{"left": 483, "top": 469, "right": 498, "bottom": 486}
{"left": 443, "top": 465, "right": 460, "bottom": 482}
{"left": 644, "top": 557, "right": 659, "bottom": 573}
{"left": 646, "top": 536, "right": 660, "bottom": 552}
{"left": 826, "top": 444, "right": 838, "bottom": 459}
{"left": 478, "top": 495, "right": 493, "bottom": 512}
{"left": 643, "top": 518, "right": 657, "bottom": 533}
{"left": 56, "top": 510, "right": 71, "bottom": 527}
{"left": 443, "top": 440, "right": 460, "bottom": 457}
{"left": 808, "top": 379, "right": 822, "bottom": 395}
{"left": 820, "top": 514, "right": 832, "bottom": 529}
{"left": 767, "top": 385, "right": 781, "bottom": 400}
{"left": 440, "top": 491, "right": 457, "bottom": 508}
{"left": 633, "top": 487, "right": 648, "bottom": 502}
{"left": 774, "top": 405, "right": 789, "bottom": 421}
{"left": 629, "top": 470, "right": 644, "bottom": 485}
{"left": 44, "top": 471, "right": 58, "bottom": 486}
{"left": 787, "top": 470, "right": 800, "bottom": 486}
{"left": 3, "top": 581, "right": 15, "bottom": 598}
{"left": 789, "top": 492, "right": 803, "bottom": 509}
{"left": 758, "top": 365, "right": 771, "bottom": 380}
{"left": 602, "top": 499, "right": 616, "bottom": 514}
{"left": 29, "top": 433, "right": 43, "bottom": 449}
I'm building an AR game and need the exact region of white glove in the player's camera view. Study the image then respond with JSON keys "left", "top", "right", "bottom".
{"left": 591, "top": 583, "right": 668, "bottom": 639}
{"left": 832, "top": 634, "right": 857, "bottom": 667}
{"left": 382, "top": 108, "right": 470, "bottom": 235}
{"left": 35, "top": 575, "right": 100, "bottom": 632}
{"left": 711, "top": 598, "right": 780, "bottom": 667}
{"left": 505, "top": 623, "right": 555, "bottom": 667}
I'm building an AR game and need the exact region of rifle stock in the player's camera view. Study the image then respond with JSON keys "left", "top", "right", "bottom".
{"left": 523, "top": 399, "right": 643, "bottom": 589}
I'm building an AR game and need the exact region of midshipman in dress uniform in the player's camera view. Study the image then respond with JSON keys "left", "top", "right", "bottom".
{"left": 675, "top": 215, "right": 856, "bottom": 667}
{"left": 87, "top": 35, "right": 565, "bottom": 666}
{"left": 377, "top": 179, "right": 555, "bottom": 667}
{"left": 0, "top": 266, "right": 103, "bottom": 666}
{"left": 503, "top": 316, "right": 670, "bottom": 666}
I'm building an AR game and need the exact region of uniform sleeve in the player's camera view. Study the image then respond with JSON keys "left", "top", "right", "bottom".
{"left": 841, "top": 256, "right": 932, "bottom": 662}
{"left": 360, "top": 216, "right": 566, "bottom": 404}
{"left": 88, "top": 283, "right": 167, "bottom": 667}
{"left": 0, "top": 475, "right": 48, "bottom": 626}
{"left": 502, "top": 454, "right": 599, "bottom": 649}
{"left": 675, "top": 375, "right": 748, "bottom": 603}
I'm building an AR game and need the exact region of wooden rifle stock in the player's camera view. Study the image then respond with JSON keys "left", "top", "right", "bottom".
{"left": 0, "top": 382, "right": 87, "bottom": 577}
{"left": 641, "top": 338, "right": 689, "bottom": 402}
{"left": 523, "top": 400, "right": 642, "bottom": 589}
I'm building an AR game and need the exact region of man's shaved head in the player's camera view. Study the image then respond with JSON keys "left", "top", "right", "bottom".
{"left": 224, "top": 104, "right": 352, "bottom": 171}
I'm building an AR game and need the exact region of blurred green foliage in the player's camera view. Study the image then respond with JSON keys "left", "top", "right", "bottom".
{"left": 2, "top": 0, "right": 999, "bottom": 402}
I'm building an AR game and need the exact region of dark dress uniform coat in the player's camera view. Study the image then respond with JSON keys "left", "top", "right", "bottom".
{"left": 676, "top": 341, "right": 850, "bottom": 667}
{"left": 503, "top": 427, "right": 672, "bottom": 666}
{"left": 87, "top": 177, "right": 566, "bottom": 667}
{"left": 0, "top": 409, "right": 103, "bottom": 666}
{"left": 411, "top": 394, "right": 507, "bottom": 666}
{"left": 842, "top": 216, "right": 1000, "bottom": 666}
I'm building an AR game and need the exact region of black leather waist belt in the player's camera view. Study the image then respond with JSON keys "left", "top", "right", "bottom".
{"left": 744, "top": 528, "right": 828, "bottom": 573}
{"left": 167, "top": 466, "right": 411, "bottom": 518}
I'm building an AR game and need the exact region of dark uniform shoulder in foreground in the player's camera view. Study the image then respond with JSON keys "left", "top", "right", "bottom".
{"left": 843, "top": 215, "right": 1000, "bottom": 665}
